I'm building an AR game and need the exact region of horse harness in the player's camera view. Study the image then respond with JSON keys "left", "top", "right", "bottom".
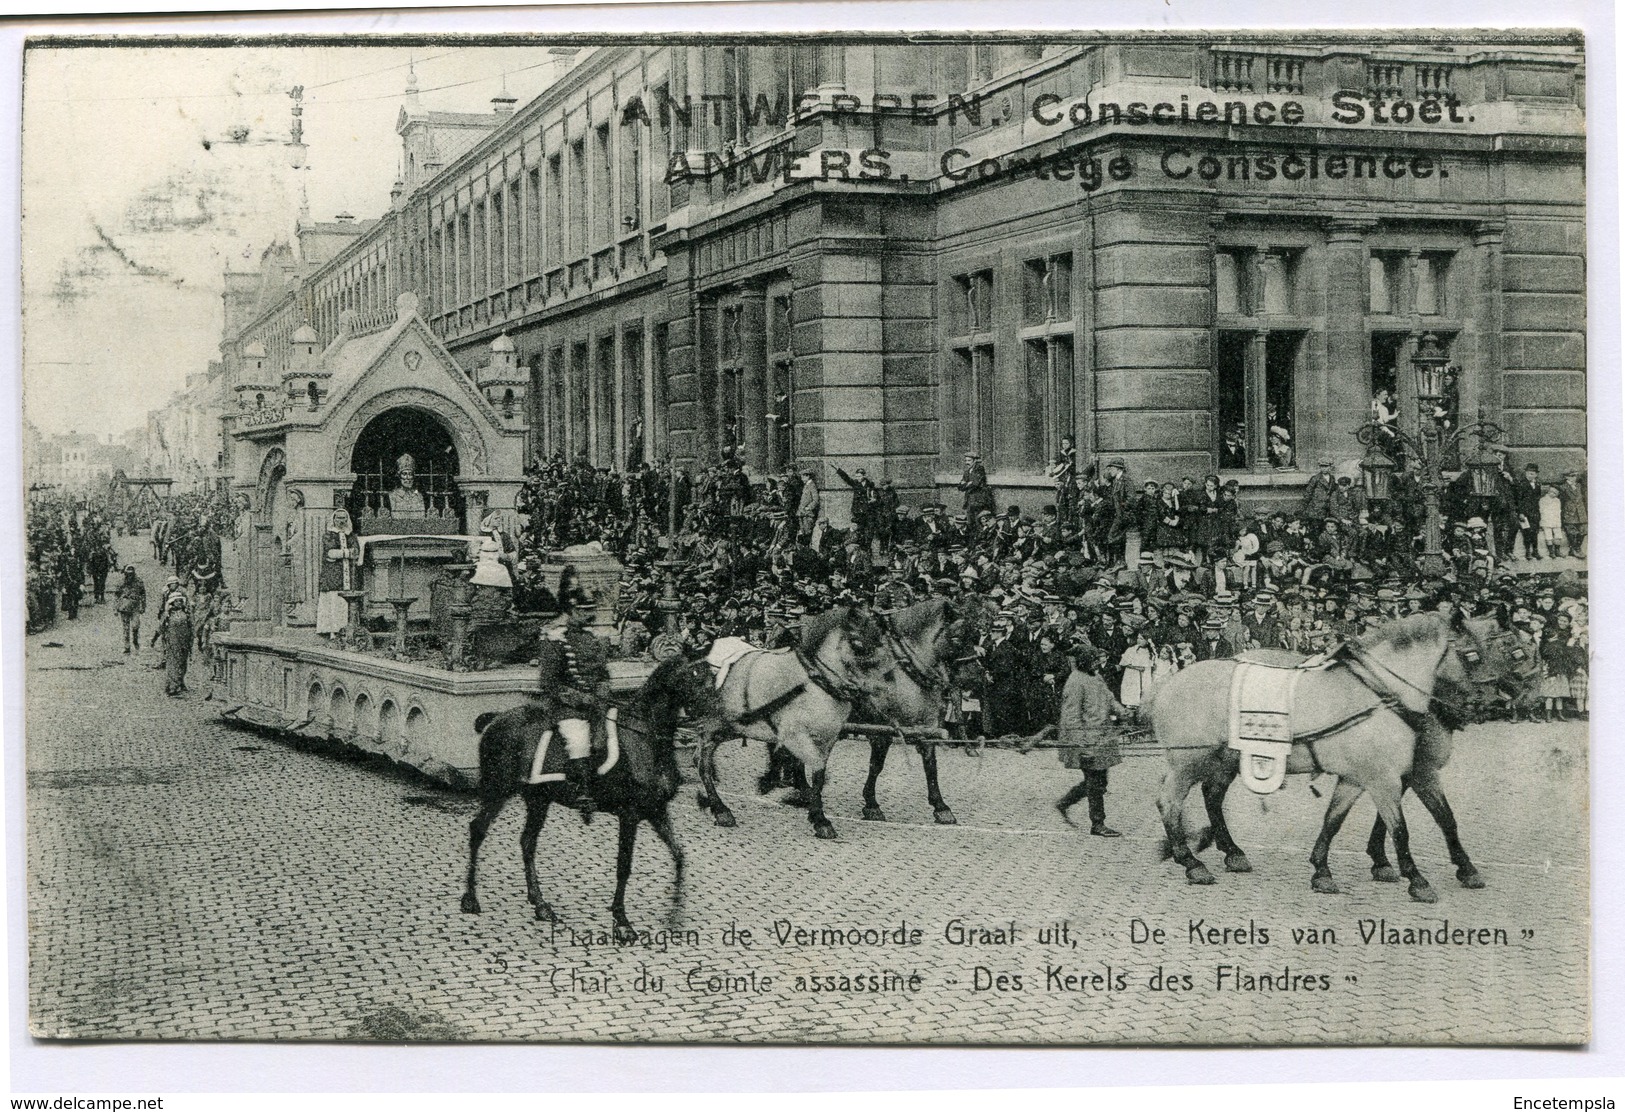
{"left": 1266, "top": 625, "right": 1501, "bottom": 772}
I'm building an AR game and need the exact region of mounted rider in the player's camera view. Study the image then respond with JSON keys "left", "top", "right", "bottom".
{"left": 536, "top": 574, "right": 610, "bottom": 818}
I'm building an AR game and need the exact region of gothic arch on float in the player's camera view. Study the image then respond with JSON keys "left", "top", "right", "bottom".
{"left": 332, "top": 386, "right": 492, "bottom": 476}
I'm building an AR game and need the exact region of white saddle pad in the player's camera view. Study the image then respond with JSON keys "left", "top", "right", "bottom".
{"left": 705, "top": 636, "right": 760, "bottom": 690}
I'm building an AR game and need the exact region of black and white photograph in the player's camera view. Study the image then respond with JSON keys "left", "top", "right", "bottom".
{"left": 17, "top": 23, "right": 1593, "bottom": 1049}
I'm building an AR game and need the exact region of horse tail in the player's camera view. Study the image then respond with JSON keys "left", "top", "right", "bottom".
{"left": 474, "top": 711, "right": 500, "bottom": 735}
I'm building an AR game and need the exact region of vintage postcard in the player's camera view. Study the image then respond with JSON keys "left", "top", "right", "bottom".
{"left": 20, "top": 27, "right": 1590, "bottom": 1046}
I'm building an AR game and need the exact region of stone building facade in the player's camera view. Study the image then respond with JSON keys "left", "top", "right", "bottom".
{"left": 218, "top": 35, "right": 1587, "bottom": 519}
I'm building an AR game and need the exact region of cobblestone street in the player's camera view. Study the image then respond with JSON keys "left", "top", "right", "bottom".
{"left": 26, "top": 548, "right": 1589, "bottom": 1045}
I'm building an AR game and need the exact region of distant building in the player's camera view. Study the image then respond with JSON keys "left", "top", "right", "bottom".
{"left": 25, "top": 425, "right": 137, "bottom": 494}
{"left": 145, "top": 362, "right": 228, "bottom": 492}
{"left": 216, "top": 36, "right": 1588, "bottom": 516}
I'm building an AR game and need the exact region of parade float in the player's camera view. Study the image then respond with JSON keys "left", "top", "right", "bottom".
{"left": 209, "top": 293, "right": 648, "bottom": 788}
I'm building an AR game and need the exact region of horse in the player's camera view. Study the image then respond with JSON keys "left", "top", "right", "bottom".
{"left": 1362, "top": 619, "right": 1520, "bottom": 889}
{"left": 853, "top": 598, "right": 974, "bottom": 825}
{"left": 460, "top": 655, "right": 722, "bottom": 942}
{"left": 1150, "top": 612, "right": 1511, "bottom": 903}
{"left": 694, "top": 605, "right": 894, "bottom": 840}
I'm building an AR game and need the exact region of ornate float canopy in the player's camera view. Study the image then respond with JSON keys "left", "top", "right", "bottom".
{"left": 230, "top": 292, "right": 527, "bottom": 487}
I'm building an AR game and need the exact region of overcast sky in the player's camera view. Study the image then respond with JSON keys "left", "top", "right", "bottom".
{"left": 21, "top": 41, "right": 580, "bottom": 438}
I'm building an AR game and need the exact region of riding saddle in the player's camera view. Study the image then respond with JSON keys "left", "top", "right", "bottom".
{"left": 523, "top": 706, "right": 622, "bottom": 785}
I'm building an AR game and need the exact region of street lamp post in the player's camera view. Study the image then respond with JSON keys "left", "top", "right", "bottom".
{"left": 1354, "top": 333, "right": 1507, "bottom": 578}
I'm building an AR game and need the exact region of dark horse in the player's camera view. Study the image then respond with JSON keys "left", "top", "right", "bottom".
{"left": 460, "top": 656, "right": 722, "bottom": 941}
{"left": 855, "top": 598, "right": 974, "bottom": 825}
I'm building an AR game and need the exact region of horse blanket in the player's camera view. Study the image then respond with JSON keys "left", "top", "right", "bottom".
{"left": 706, "top": 639, "right": 807, "bottom": 721}
{"left": 523, "top": 706, "right": 622, "bottom": 784}
{"left": 1227, "top": 649, "right": 1341, "bottom": 794}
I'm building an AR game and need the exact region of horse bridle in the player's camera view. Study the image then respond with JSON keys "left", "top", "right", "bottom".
{"left": 1346, "top": 622, "right": 1511, "bottom": 721}
{"left": 879, "top": 615, "right": 952, "bottom": 693}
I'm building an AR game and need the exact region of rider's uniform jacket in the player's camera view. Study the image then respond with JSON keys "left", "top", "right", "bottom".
{"left": 536, "top": 624, "right": 610, "bottom": 718}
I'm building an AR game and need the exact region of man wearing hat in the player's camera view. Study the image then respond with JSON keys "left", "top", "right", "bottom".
{"left": 536, "top": 585, "right": 612, "bottom": 818}
{"left": 1103, "top": 458, "right": 1132, "bottom": 566}
{"left": 114, "top": 563, "right": 147, "bottom": 654}
{"left": 1301, "top": 459, "right": 1337, "bottom": 521}
{"left": 1559, "top": 470, "right": 1586, "bottom": 558}
{"left": 978, "top": 612, "right": 1029, "bottom": 738}
{"left": 958, "top": 453, "right": 995, "bottom": 540}
{"left": 1054, "top": 649, "right": 1128, "bottom": 837}
{"left": 1197, "top": 616, "right": 1234, "bottom": 661}
{"left": 1512, "top": 462, "right": 1544, "bottom": 561}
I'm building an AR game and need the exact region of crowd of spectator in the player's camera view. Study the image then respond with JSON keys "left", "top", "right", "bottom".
{"left": 505, "top": 446, "right": 1590, "bottom": 729}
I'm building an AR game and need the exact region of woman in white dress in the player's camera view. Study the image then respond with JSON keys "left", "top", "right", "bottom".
{"left": 1150, "top": 643, "right": 1180, "bottom": 692}
{"left": 1117, "top": 630, "right": 1155, "bottom": 718}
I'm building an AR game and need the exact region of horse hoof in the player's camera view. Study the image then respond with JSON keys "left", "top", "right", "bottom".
{"left": 535, "top": 903, "right": 557, "bottom": 923}
{"left": 934, "top": 809, "right": 958, "bottom": 826}
{"left": 1458, "top": 870, "right": 1486, "bottom": 890}
{"left": 1409, "top": 881, "right": 1439, "bottom": 904}
{"left": 1185, "top": 864, "right": 1216, "bottom": 886}
{"left": 862, "top": 805, "right": 886, "bottom": 822}
{"left": 1224, "top": 852, "right": 1252, "bottom": 874}
{"left": 1311, "top": 874, "right": 1341, "bottom": 895}
{"left": 613, "top": 923, "right": 638, "bottom": 945}
{"left": 1371, "top": 865, "right": 1402, "bottom": 883}
{"left": 814, "top": 822, "right": 838, "bottom": 840}
{"left": 460, "top": 895, "right": 481, "bottom": 915}
{"left": 713, "top": 809, "right": 737, "bottom": 829}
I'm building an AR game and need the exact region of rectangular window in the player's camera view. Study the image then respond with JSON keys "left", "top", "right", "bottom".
{"left": 455, "top": 211, "right": 470, "bottom": 304}
{"left": 568, "top": 139, "right": 587, "bottom": 258}
{"left": 489, "top": 190, "right": 505, "bottom": 289}
{"left": 622, "top": 326, "right": 645, "bottom": 466}
{"left": 619, "top": 114, "right": 642, "bottom": 232}
{"left": 594, "top": 124, "right": 614, "bottom": 245}
{"left": 595, "top": 334, "right": 617, "bottom": 466}
{"left": 1369, "top": 252, "right": 1403, "bottom": 314}
{"left": 1216, "top": 331, "right": 1251, "bottom": 468}
{"left": 1260, "top": 251, "right": 1295, "bottom": 315}
{"left": 1216, "top": 249, "right": 1250, "bottom": 315}
{"left": 651, "top": 83, "right": 672, "bottom": 224}
{"left": 944, "top": 348, "right": 976, "bottom": 458}
{"left": 548, "top": 345, "right": 566, "bottom": 453}
{"left": 972, "top": 45, "right": 996, "bottom": 84}
{"left": 720, "top": 47, "right": 746, "bottom": 145}
{"left": 952, "top": 268, "right": 994, "bottom": 333}
{"left": 472, "top": 201, "right": 487, "bottom": 297}
{"left": 508, "top": 180, "right": 522, "bottom": 284}
{"left": 1418, "top": 252, "right": 1450, "bottom": 316}
{"left": 545, "top": 154, "right": 563, "bottom": 269}
{"left": 1370, "top": 331, "right": 1405, "bottom": 408}
{"left": 651, "top": 322, "right": 670, "bottom": 459}
{"left": 569, "top": 340, "right": 590, "bottom": 455}
{"left": 767, "top": 285, "right": 794, "bottom": 472}
{"left": 525, "top": 168, "right": 542, "bottom": 274}
{"left": 1265, "top": 331, "right": 1300, "bottom": 469}
{"left": 1019, "top": 340, "right": 1051, "bottom": 471}
{"left": 1022, "top": 254, "right": 1072, "bottom": 324}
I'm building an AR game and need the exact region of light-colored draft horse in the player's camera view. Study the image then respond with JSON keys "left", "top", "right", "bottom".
{"left": 695, "top": 606, "right": 896, "bottom": 839}
{"left": 1149, "top": 612, "right": 1513, "bottom": 903}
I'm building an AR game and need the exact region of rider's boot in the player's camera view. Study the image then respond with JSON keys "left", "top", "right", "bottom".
{"left": 567, "top": 757, "right": 598, "bottom": 823}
